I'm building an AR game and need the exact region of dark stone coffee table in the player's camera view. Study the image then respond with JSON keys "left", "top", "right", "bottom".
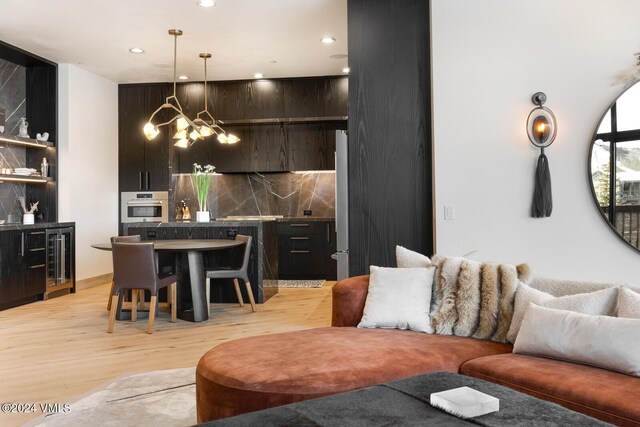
{"left": 199, "top": 372, "right": 610, "bottom": 426}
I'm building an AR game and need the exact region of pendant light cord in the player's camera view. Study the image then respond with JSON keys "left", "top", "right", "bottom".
{"left": 172, "top": 33, "right": 177, "bottom": 96}
{"left": 204, "top": 56, "right": 208, "bottom": 110}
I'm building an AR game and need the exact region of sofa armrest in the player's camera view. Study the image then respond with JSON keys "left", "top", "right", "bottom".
{"left": 331, "top": 275, "right": 370, "bottom": 327}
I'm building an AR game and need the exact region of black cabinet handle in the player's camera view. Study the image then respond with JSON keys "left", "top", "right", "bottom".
{"left": 29, "top": 231, "right": 45, "bottom": 235}
{"left": 290, "top": 224, "right": 310, "bottom": 227}
{"left": 291, "top": 250, "right": 310, "bottom": 254}
{"left": 21, "top": 232, "right": 24, "bottom": 257}
{"left": 290, "top": 237, "right": 309, "bottom": 240}
{"left": 138, "top": 172, "right": 143, "bottom": 190}
{"left": 145, "top": 172, "right": 150, "bottom": 189}
{"left": 30, "top": 248, "right": 46, "bottom": 252}
{"left": 327, "top": 223, "right": 330, "bottom": 243}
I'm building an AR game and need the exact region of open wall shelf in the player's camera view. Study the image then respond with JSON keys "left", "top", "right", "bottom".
{"left": 0, "top": 174, "right": 51, "bottom": 184}
{"left": 0, "top": 134, "right": 52, "bottom": 149}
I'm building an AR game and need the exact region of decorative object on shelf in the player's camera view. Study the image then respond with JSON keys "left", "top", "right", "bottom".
{"left": 192, "top": 163, "right": 214, "bottom": 222}
{"left": 18, "top": 117, "right": 29, "bottom": 138}
{"left": 526, "top": 92, "right": 557, "bottom": 218}
{"left": 36, "top": 132, "right": 49, "bottom": 142}
{"left": 20, "top": 200, "right": 38, "bottom": 225}
{"left": 41, "top": 157, "right": 48, "bottom": 178}
{"left": 191, "top": 53, "right": 240, "bottom": 145}
{"left": 143, "top": 29, "right": 203, "bottom": 148}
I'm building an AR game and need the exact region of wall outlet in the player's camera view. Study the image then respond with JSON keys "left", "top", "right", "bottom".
{"left": 444, "top": 204, "right": 456, "bottom": 220}
{"left": 303, "top": 209, "right": 312, "bottom": 216}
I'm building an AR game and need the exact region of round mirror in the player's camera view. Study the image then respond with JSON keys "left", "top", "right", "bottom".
{"left": 590, "top": 81, "right": 640, "bottom": 252}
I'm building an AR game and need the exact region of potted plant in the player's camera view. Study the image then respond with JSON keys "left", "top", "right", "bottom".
{"left": 192, "top": 163, "right": 215, "bottom": 222}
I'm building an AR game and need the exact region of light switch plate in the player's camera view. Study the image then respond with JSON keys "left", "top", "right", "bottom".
{"left": 444, "top": 205, "right": 455, "bottom": 220}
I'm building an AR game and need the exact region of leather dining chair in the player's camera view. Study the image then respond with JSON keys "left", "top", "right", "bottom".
{"left": 108, "top": 242, "right": 177, "bottom": 334}
{"left": 107, "top": 235, "right": 142, "bottom": 311}
{"left": 205, "top": 234, "right": 256, "bottom": 313}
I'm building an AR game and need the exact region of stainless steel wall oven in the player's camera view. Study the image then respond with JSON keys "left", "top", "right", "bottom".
{"left": 121, "top": 191, "right": 169, "bottom": 223}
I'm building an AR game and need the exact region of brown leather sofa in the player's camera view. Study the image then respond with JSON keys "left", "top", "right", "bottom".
{"left": 196, "top": 275, "right": 640, "bottom": 426}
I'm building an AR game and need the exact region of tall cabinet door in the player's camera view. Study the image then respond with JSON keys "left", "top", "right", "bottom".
{"left": 144, "top": 85, "right": 171, "bottom": 191}
{"left": 0, "top": 231, "right": 25, "bottom": 306}
{"left": 119, "top": 85, "right": 147, "bottom": 191}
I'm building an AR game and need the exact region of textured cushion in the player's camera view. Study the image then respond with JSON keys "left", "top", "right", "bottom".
{"left": 430, "top": 255, "right": 531, "bottom": 342}
{"left": 618, "top": 287, "right": 640, "bottom": 319}
{"left": 396, "top": 245, "right": 431, "bottom": 268}
{"left": 196, "top": 327, "right": 513, "bottom": 422}
{"left": 507, "top": 284, "right": 618, "bottom": 343}
{"left": 461, "top": 353, "right": 640, "bottom": 426}
{"left": 514, "top": 305, "right": 640, "bottom": 377}
{"left": 358, "top": 266, "right": 434, "bottom": 333}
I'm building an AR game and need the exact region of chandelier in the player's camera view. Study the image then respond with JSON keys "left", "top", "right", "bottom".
{"left": 192, "top": 53, "right": 240, "bottom": 145}
{"left": 143, "top": 29, "right": 204, "bottom": 148}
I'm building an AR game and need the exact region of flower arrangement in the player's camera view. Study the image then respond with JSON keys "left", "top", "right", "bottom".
{"left": 191, "top": 163, "right": 215, "bottom": 212}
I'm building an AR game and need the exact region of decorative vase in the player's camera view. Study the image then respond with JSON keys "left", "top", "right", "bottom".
{"left": 23, "top": 213, "right": 34, "bottom": 225}
{"left": 196, "top": 211, "right": 210, "bottom": 223}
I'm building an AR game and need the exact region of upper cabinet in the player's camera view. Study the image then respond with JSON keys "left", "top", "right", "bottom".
{"left": 118, "top": 76, "right": 348, "bottom": 176}
{"left": 119, "top": 84, "right": 172, "bottom": 191}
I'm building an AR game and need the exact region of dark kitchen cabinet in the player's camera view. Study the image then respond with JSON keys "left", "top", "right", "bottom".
{"left": 122, "top": 76, "right": 348, "bottom": 175}
{"left": 245, "top": 80, "right": 284, "bottom": 119}
{"left": 277, "top": 220, "right": 336, "bottom": 280}
{"left": 0, "top": 229, "right": 47, "bottom": 310}
{"left": 119, "top": 84, "right": 171, "bottom": 191}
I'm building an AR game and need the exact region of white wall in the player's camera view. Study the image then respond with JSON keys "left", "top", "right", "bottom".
{"left": 432, "top": 0, "right": 640, "bottom": 283}
{"left": 58, "top": 64, "right": 118, "bottom": 281}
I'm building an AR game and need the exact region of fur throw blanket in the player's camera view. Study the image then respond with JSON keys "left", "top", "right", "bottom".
{"left": 430, "top": 255, "right": 532, "bottom": 342}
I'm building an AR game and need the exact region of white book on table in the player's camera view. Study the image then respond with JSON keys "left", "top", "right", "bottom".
{"left": 430, "top": 386, "right": 499, "bottom": 418}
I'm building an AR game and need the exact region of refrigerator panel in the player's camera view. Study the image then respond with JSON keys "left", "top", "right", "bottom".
{"left": 333, "top": 251, "right": 349, "bottom": 282}
{"left": 335, "top": 130, "right": 349, "bottom": 252}
{"left": 334, "top": 130, "right": 349, "bottom": 281}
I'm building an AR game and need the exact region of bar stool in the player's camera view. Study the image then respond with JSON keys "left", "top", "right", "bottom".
{"left": 205, "top": 235, "right": 256, "bottom": 313}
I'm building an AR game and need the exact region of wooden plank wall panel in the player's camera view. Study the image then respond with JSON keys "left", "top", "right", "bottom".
{"left": 347, "top": 0, "right": 432, "bottom": 275}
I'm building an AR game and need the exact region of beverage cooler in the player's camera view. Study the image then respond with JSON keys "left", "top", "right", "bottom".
{"left": 45, "top": 227, "right": 75, "bottom": 298}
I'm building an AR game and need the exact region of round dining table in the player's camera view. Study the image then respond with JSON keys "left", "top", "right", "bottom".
{"left": 92, "top": 239, "right": 243, "bottom": 322}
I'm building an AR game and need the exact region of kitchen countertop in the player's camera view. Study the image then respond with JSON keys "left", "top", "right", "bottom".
{"left": 125, "top": 218, "right": 334, "bottom": 227}
{"left": 0, "top": 221, "right": 75, "bottom": 231}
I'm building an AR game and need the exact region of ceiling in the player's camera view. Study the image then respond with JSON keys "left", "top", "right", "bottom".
{"left": 0, "top": 0, "right": 347, "bottom": 84}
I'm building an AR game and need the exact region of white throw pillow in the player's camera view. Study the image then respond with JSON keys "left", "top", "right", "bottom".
{"left": 506, "top": 283, "right": 618, "bottom": 343}
{"left": 358, "top": 266, "right": 434, "bottom": 333}
{"left": 396, "top": 245, "right": 431, "bottom": 268}
{"left": 514, "top": 304, "right": 640, "bottom": 377}
{"left": 618, "top": 287, "right": 640, "bottom": 319}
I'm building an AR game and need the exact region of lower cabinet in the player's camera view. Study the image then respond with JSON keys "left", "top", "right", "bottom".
{"left": 278, "top": 220, "right": 336, "bottom": 280}
{"left": 0, "top": 228, "right": 55, "bottom": 310}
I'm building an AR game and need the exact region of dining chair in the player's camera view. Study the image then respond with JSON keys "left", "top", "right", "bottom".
{"left": 205, "top": 235, "right": 256, "bottom": 313}
{"left": 107, "top": 235, "right": 142, "bottom": 311}
{"left": 108, "top": 242, "right": 177, "bottom": 334}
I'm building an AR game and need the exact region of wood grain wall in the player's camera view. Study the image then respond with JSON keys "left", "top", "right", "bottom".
{"left": 347, "top": 0, "right": 432, "bottom": 275}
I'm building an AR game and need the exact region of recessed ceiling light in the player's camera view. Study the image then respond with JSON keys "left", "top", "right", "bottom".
{"left": 129, "top": 47, "right": 144, "bottom": 54}
{"left": 342, "top": 67, "right": 350, "bottom": 73}
{"left": 270, "top": 60, "right": 278, "bottom": 64}
{"left": 197, "top": 0, "right": 216, "bottom": 7}
{"left": 178, "top": 75, "right": 190, "bottom": 80}
{"left": 321, "top": 37, "right": 336, "bottom": 44}
{"left": 254, "top": 73, "right": 264, "bottom": 79}
{"left": 330, "top": 54, "right": 348, "bottom": 60}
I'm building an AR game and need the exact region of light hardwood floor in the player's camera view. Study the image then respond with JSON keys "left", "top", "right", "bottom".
{"left": 0, "top": 280, "right": 333, "bottom": 425}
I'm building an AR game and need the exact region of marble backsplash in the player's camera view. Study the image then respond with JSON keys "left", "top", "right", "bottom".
{"left": 0, "top": 59, "right": 27, "bottom": 222}
{"left": 170, "top": 171, "right": 335, "bottom": 220}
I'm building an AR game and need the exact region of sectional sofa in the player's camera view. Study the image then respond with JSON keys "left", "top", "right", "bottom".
{"left": 196, "top": 275, "right": 640, "bottom": 426}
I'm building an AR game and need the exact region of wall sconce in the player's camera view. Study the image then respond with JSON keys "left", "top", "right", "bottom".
{"left": 526, "top": 92, "right": 557, "bottom": 218}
